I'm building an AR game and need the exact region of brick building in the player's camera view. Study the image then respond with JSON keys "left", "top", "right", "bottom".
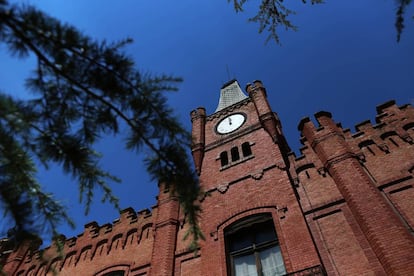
{"left": 1, "top": 80, "right": 414, "bottom": 275}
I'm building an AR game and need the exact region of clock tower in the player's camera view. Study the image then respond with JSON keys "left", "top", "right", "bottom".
{"left": 190, "top": 80, "right": 324, "bottom": 275}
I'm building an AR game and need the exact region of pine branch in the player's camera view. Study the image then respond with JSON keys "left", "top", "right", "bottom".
{"left": 395, "top": 0, "right": 412, "bottom": 42}
{"left": 3, "top": 12, "right": 184, "bottom": 175}
{"left": 229, "top": 0, "right": 323, "bottom": 44}
{"left": 0, "top": 1, "right": 202, "bottom": 250}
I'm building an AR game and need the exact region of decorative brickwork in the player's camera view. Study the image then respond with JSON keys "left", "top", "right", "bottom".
{"left": 295, "top": 100, "right": 414, "bottom": 275}
{"left": 1, "top": 82, "right": 414, "bottom": 276}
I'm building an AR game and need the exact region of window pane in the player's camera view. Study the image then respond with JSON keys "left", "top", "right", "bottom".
{"left": 229, "top": 227, "right": 253, "bottom": 252}
{"left": 260, "top": 246, "right": 286, "bottom": 276}
{"left": 221, "top": 151, "right": 229, "bottom": 166}
{"left": 242, "top": 142, "right": 252, "bottom": 157}
{"left": 104, "top": 271, "right": 125, "bottom": 276}
{"left": 234, "top": 254, "right": 258, "bottom": 276}
{"left": 230, "top": 237, "right": 251, "bottom": 252}
{"left": 255, "top": 223, "right": 276, "bottom": 245}
{"left": 231, "top": 147, "right": 240, "bottom": 162}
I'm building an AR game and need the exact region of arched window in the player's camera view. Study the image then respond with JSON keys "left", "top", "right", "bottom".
{"left": 241, "top": 142, "right": 252, "bottom": 157}
{"left": 221, "top": 151, "right": 229, "bottom": 166}
{"left": 225, "top": 214, "right": 286, "bottom": 276}
{"left": 96, "top": 265, "right": 129, "bottom": 276}
{"left": 103, "top": 271, "right": 125, "bottom": 276}
{"left": 231, "top": 147, "right": 240, "bottom": 162}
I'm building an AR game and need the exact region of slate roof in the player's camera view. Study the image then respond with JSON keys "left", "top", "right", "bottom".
{"left": 214, "top": 79, "right": 248, "bottom": 112}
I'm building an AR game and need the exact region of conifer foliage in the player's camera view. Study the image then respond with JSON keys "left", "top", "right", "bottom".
{"left": 229, "top": 0, "right": 323, "bottom": 44}
{"left": 0, "top": 0, "right": 202, "bottom": 249}
{"left": 395, "top": 0, "right": 413, "bottom": 42}
{"left": 229, "top": 0, "right": 412, "bottom": 44}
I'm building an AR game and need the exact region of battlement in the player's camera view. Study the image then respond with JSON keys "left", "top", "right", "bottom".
{"left": 375, "top": 100, "right": 414, "bottom": 124}
{"left": 65, "top": 207, "right": 153, "bottom": 246}
{"left": 2, "top": 96, "right": 414, "bottom": 276}
{"left": 300, "top": 100, "right": 411, "bottom": 142}
{"left": 8, "top": 206, "right": 156, "bottom": 275}
{"left": 245, "top": 80, "right": 265, "bottom": 94}
{"left": 294, "top": 100, "right": 414, "bottom": 178}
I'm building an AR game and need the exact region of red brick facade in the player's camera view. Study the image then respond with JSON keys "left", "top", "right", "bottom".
{"left": 1, "top": 80, "right": 414, "bottom": 275}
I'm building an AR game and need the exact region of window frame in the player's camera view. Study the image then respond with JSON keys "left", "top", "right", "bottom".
{"left": 225, "top": 214, "right": 286, "bottom": 276}
{"left": 219, "top": 142, "right": 255, "bottom": 170}
{"left": 231, "top": 146, "right": 240, "bottom": 162}
{"left": 220, "top": 151, "right": 229, "bottom": 166}
{"left": 241, "top": 142, "right": 252, "bottom": 157}
{"left": 102, "top": 270, "right": 125, "bottom": 276}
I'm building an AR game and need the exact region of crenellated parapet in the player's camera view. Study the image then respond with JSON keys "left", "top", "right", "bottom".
{"left": 3, "top": 96, "right": 414, "bottom": 276}
{"left": 2, "top": 180, "right": 189, "bottom": 276}
{"left": 356, "top": 101, "right": 414, "bottom": 147}
{"left": 294, "top": 100, "right": 414, "bottom": 275}
{"left": 291, "top": 101, "right": 414, "bottom": 211}
{"left": 10, "top": 206, "right": 156, "bottom": 275}
{"left": 296, "top": 101, "right": 414, "bottom": 179}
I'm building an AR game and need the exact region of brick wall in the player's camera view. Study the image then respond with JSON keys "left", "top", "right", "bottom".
{"left": 2, "top": 83, "right": 414, "bottom": 276}
{"left": 295, "top": 101, "right": 414, "bottom": 275}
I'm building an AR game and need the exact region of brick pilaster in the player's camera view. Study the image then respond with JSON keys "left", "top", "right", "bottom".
{"left": 190, "top": 107, "right": 206, "bottom": 175}
{"left": 149, "top": 182, "right": 180, "bottom": 276}
{"left": 299, "top": 112, "right": 414, "bottom": 275}
{"left": 247, "top": 80, "right": 280, "bottom": 143}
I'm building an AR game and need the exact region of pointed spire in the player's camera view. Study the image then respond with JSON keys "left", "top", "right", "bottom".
{"left": 215, "top": 79, "right": 248, "bottom": 112}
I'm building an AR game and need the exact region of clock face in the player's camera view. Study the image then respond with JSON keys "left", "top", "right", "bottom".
{"left": 216, "top": 113, "right": 246, "bottom": 134}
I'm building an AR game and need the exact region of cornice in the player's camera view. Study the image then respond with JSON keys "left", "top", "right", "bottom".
{"left": 206, "top": 98, "right": 251, "bottom": 121}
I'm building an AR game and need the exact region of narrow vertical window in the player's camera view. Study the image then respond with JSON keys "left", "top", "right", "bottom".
{"left": 231, "top": 147, "right": 240, "bottom": 162}
{"left": 241, "top": 142, "right": 252, "bottom": 157}
{"left": 225, "top": 214, "right": 286, "bottom": 276}
{"left": 221, "top": 151, "right": 229, "bottom": 166}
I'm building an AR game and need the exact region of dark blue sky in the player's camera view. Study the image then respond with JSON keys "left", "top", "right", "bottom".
{"left": 1, "top": 0, "right": 413, "bottom": 240}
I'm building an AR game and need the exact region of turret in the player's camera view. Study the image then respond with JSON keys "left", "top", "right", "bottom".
{"left": 246, "top": 80, "right": 281, "bottom": 143}
{"left": 190, "top": 107, "right": 206, "bottom": 175}
{"left": 298, "top": 111, "right": 414, "bottom": 275}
